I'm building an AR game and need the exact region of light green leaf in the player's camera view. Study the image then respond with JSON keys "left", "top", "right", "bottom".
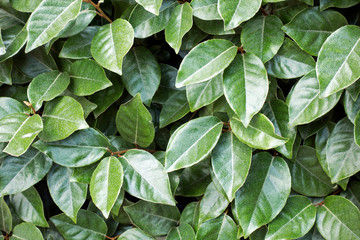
{"left": 10, "top": 0, "right": 42, "bottom": 12}
{"left": 10, "top": 223, "right": 43, "bottom": 240}
{"left": 28, "top": 70, "right": 70, "bottom": 111}
{"left": 39, "top": 96, "right": 89, "bottom": 142}
{"left": 0, "top": 197, "right": 12, "bottom": 233}
{"left": 122, "top": 47, "right": 161, "bottom": 106}
{"left": 166, "top": 223, "right": 195, "bottom": 240}
{"left": 119, "top": 228, "right": 155, "bottom": 240}
{"left": 265, "top": 195, "right": 316, "bottom": 240}
{"left": 230, "top": 114, "right": 288, "bottom": 150}
{"left": 165, "top": 116, "right": 223, "bottom": 172}
{"left": 124, "top": 200, "right": 180, "bottom": 236}
{"left": 211, "top": 131, "right": 251, "bottom": 201}
{"left": 47, "top": 165, "right": 87, "bottom": 222}
{"left": 317, "top": 196, "right": 360, "bottom": 239}
{"left": 90, "top": 156, "right": 123, "bottom": 218}
{"left": 0, "top": 148, "right": 52, "bottom": 197}
{"left": 266, "top": 38, "right": 315, "bottom": 79}
{"left": 196, "top": 214, "right": 238, "bottom": 240}
{"left": 26, "top": 0, "right": 82, "bottom": 52}
{"left": 0, "top": 25, "right": 27, "bottom": 63}
{"left": 235, "top": 152, "right": 291, "bottom": 237}
{"left": 0, "top": 31, "right": 5, "bottom": 55}
{"left": 176, "top": 39, "right": 237, "bottom": 88}
{"left": 223, "top": 53, "right": 268, "bottom": 127}
{"left": 91, "top": 18, "right": 134, "bottom": 75}
{"left": 282, "top": 7, "right": 347, "bottom": 56}
{"left": 61, "top": 89, "right": 97, "bottom": 119}
{"left": 287, "top": 70, "right": 341, "bottom": 126}
{"left": 165, "top": 2, "right": 193, "bottom": 53}
{"left": 241, "top": 15, "right": 284, "bottom": 63}
{"left": 51, "top": 210, "right": 107, "bottom": 240}
{"left": 0, "top": 97, "right": 26, "bottom": 120}
{"left": 191, "top": 0, "right": 221, "bottom": 20}
{"left": 218, "top": 0, "right": 262, "bottom": 30}
{"left": 135, "top": 0, "right": 162, "bottom": 15}
{"left": 9, "top": 187, "right": 48, "bottom": 227}
{"left": 320, "top": 0, "right": 360, "bottom": 10}
{"left": 160, "top": 90, "right": 190, "bottom": 128}
{"left": 119, "top": 149, "right": 175, "bottom": 205}
{"left": 116, "top": 94, "right": 155, "bottom": 147}
{"left": 317, "top": 25, "right": 360, "bottom": 97}
{"left": 0, "top": 59, "right": 12, "bottom": 85}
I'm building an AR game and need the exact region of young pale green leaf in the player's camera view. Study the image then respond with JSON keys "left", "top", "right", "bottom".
{"left": 196, "top": 214, "right": 238, "bottom": 240}
{"left": 47, "top": 165, "right": 87, "bottom": 223}
{"left": 9, "top": 187, "right": 48, "bottom": 228}
{"left": 28, "top": 71, "right": 70, "bottom": 111}
{"left": 26, "top": 0, "right": 82, "bottom": 52}
{"left": 122, "top": 47, "right": 161, "bottom": 106}
{"left": 91, "top": 18, "right": 134, "bottom": 75}
{"left": 176, "top": 39, "right": 237, "bottom": 88}
{"left": 90, "top": 157, "right": 123, "bottom": 218}
{"left": 51, "top": 210, "right": 107, "bottom": 240}
{"left": 165, "top": 116, "right": 223, "bottom": 172}
{"left": 265, "top": 195, "right": 316, "bottom": 240}
{"left": 320, "top": 0, "right": 360, "bottom": 10}
{"left": 159, "top": 90, "right": 190, "bottom": 128}
{"left": 266, "top": 38, "right": 315, "bottom": 79}
{"left": 0, "top": 59, "right": 12, "bottom": 85}
{"left": 116, "top": 94, "right": 155, "bottom": 147}
{"left": 317, "top": 25, "right": 360, "bottom": 97}
{"left": 10, "top": 223, "right": 43, "bottom": 240}
{"left": 9, "top": 0, "right": 42, "bottom": 12}
{"left": 135, "top": 0, "right": 162, "bottom": 15}
{"left": 218, "top": 0, "right": 262, "bottom": 30}
{"left": 166, "top": 223, "right": 195, "bottom": 240}
{"left": 165, "top": 2, "right": 193, "bottom": 54}
{"left": 119, "top": 228, "right": 155, "bottom": 240}
{"left": 283, "top": 7, "right": 347, "bottom": 56}
{"left": 224, "top": 53, "right": 268, "bottom": 127}
{"left": 230, "top": 114, "right": 288, "bottom": 150}
{"left": 34, "top": 128, "right": 109, "bottom": 167}
{"left": 124, "top": 200, "right": 180, "bottom": 236}
{"left": 39, "top": 96, "right": 89, "bottom": 142}
{"left": 0, "top": 97, "right": 26, "bottom": 119}
{"left": 0, "top": 148, "right": 52, "bottom": 197}
{"left": 241, "top": 15, "right": 284, "bottom": 63}
{"left": 191, "top": 0, "right": 221, "bottom": 21}
{"left": 0, "top": 197, "right": 12, "bottom": 233}
{"left": 317, "top": 196, "right": 360, "bottom": 239}
{"left": 0, "top": 24, "right": 27, "bottom": 63}
{"left": 326, "top": 118, "right": 360, "bottom": 183}
{"left": 288, "top": 70, "right": 341, "bottom": 126}
{"left": 211, "top": 131, "right": 251, "bottom": 201}
{"left": 288, "top": 146, "right": 336, "bottom": 196}
{"left": 119, "top": 149, "right": 175, "bottom": 205}
{"left": 69, "top": 59, "right": 112, "bottom": 96}
{"left": 235, "top": 152, "right": 291, "bottom": 237}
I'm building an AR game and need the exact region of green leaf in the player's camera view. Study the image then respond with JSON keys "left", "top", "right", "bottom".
{"left": 0, "top": 148, "right": 52, "bottom": 197}
{"left": 218, "top": 0, "right": 262, "bottom": 30}
{"left": 340, "top": 180, "right": 360, "bottom": 208}
{"left": 0, "top": 97, "right": 26, "bottom": 119}
{"left": 0, "top": 31, "right": 5, "bottom": 55}
{"left": 159, "top": 90, "right": 190, "bottom": 128}
{"left": 191, "top": 0, "right": 221, "bottom": 21}
{"left": 194, "top": 18, "right": 235, "bottom": 36}
{"left": 166, "top": 223, "right": 195, "bottom": 240}
{"left": 9, "top": 0, "right": 42, "bottom": 12}
{"left": 266, "top": 38, "right": 315, "bottom": 79}
{"left": 51, "top": 210, "right": 107, "bottom": 240}
{"left": 317, "top": 196, "right": 360, "bottom": 239}
{"left": 91, "top": 18, "right": 134, "bottom": 75}
{"left": 235, "top": 152, "right": 291, "bottom": 237}
{"left": 47, "top": 165, "right": 87, "bottom": 222}
{"left": 326, "top": 118, "right": 360, "bottom": 183}
{"left": 287, "top": 70, "right": 341, "bottom": 126}
{"left": 39, "top": 96, "right": 89, "bottom": 142}
{"left": 320, "top": 0, "right": 360, "bottom": 10}
{"left": 122, "top": 47, "right": 161, "bottom": 106}
{"left": 223, "top": 53, "right": 268, "bottom": 127}
{"left": 282, "top": 7, "right": 347, "bottom": 56}
{"left": 196, "top": 214, "right": 238, "bottom": 240}
{"left": 165, "top": 116, "right": 223, "bottom": 172}
{"left": 61, "top": 89, "right": 97, "bottom": 119}
{"left": 124, "top": 200, "right": 180, "bottom": 236}
{"left": 265, "top": 195, "right": 316, "bottom": 240}
{"left": 180, "top": 202, "right": 200, "bottom": 230}
{"left": 344, "top": 91, "right": 360, "bottom": 124}
{"left": 69, "top": 59, "right": 112, "bottom": 96}
{"left": 10, "top": 223, "right": 43, "bottom": 240}
{"left": 211, "top": 131, "right": 251, "bottom": 201}
{"left": 317, "top": 25, "right": 360, "bottom": 97}
{"left": 119, "top": 149, "right": 175, "bottom": 205}
{"left": 116, "top": 94, "right": 155, "bottom": 147}
{"left": 119, "top": 228, "right": 155, "bottom": 240}
{"left": 241, "top": 15, "right": 284, "bottom": 63}
{"left": 176, "top": 39, "right": 237, "bottom": 88}
{"left": 34, "top": 128, "right": 109, "bottom": 167}
{"left": 230, "top": 114, "right": 288, "bottom": 150}
{"left": 0, "top": 197, "right": 12, "bottom": 233}
{"left": 153, "top": 63, "right": 179, "bottom": 104}
{"left": 90, "top": 156, "right": 123, "bottom": 218}
{"left": 0, "top": 25, "right": 27, "bottom": 63}
{"left": 287, "top": 146, "right": 336, "bottom": 196}
{"left": 9, "top": 187, "right": 48, "bottom": 227}
{"left": 135, "top": 0, "right": 162, "bottom": 15}
{"left": 26, "top": 0, "right": 82, "bottom": 52}
{"left": 165, "top": 2, "right": 193, "bottom": 54}
{"left": 28, "top": 70, "right": 70, "bottom": 111}
{"left": 0, "top": 59, "right": 12, "bottom": 85}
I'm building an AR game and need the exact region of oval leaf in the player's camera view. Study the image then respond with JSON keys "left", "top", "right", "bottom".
{"left": 196, "top": 214, "right": 238, "bottom": 240}
{"left": 10, "top": 223, "right": 43, "bottom": 240}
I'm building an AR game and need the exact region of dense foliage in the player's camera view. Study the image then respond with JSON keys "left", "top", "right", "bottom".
{"left": 0, "top": 0, "right": 360, "bottom": 239}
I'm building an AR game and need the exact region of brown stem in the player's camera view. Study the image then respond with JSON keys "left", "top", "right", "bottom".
{"left": 23, "top": 101, "right": 36, "bottom": 115}
{"left": 314, "top": 189, "right": 342, "bottom": 206}
{"left": 83, "top": 0, "right": 112, "bottom": 23}
{"left": 189, "top": 110, "right": 198, "bottom": 121}
{"left": 106, "top": 235, "right": 120, "bottom": 240}
{"left": 238, "top": 45, "right": 245, "bottom": 54}
{"left": 107, "top": 148, "right": 158, "bottom": 157}
{"left": 260, "top": 7, "right": 269, "bottom": 16}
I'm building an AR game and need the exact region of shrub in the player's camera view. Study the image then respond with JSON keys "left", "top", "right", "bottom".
{"left": 0, "top": 0, "right": 360, "bottom": 239}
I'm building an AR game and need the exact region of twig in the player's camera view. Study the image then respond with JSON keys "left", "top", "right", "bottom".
{"left": 83, "top": 0, "right": 112, "bottom": 23}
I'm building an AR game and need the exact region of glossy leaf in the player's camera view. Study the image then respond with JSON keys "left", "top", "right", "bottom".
{"left": 0, "top": 197, "right": 12, "bottom": 233}
{"left": 0, "top": 59, "right": 12, "bottom": 85}
{"left": 10, "top": 223, "right": 43, "bottom": 240}
{"left": 0, "top": 25, "right": 27, "bottom": 63}
{"left": 196, "top": 214, "right": 238, "bottom": 240}
{"left": 159, "top": 90, "right": 190, "bottom": 128}
{"left": 119, "top": 228, "right": 155, "bottom": 240}
{"left": 135, "top": 0, "right": 162, "bottom": 15}
{"left": 320, "top": 0, "right": 360, "bottom": 10}
{"left": 167, "top": 223, "right": 195, "bottom": 240}
{"left": 0, "top": 97, "right": 26, "bottom": 119}
{"left": 10, "top": 0, "right": 43, "bottom": 12}
{"left": 340, "top": 180, "right": 360, "bottom": 208}
{"left": 191, "top": 0, "right": 221, "bottom": 21}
